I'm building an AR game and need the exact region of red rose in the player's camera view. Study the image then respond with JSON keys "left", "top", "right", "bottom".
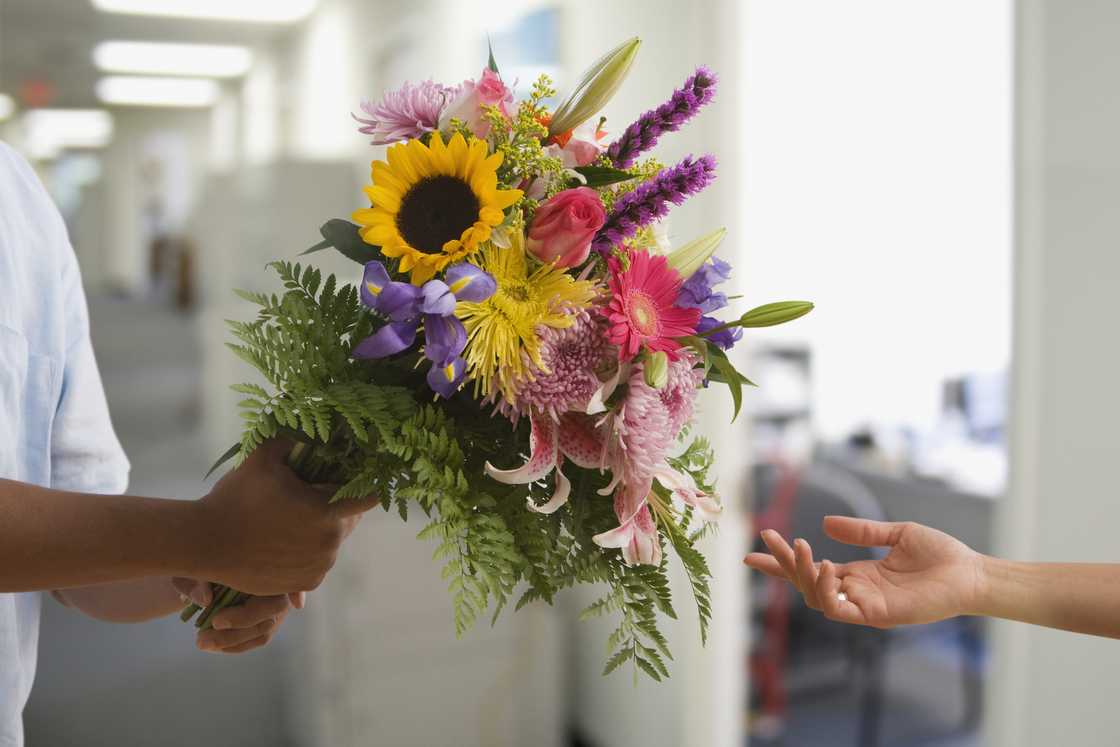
{"left": 526, "top": 187, "right": 606, "bottom": 268}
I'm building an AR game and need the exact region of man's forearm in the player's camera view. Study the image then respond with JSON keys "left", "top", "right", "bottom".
{"left": 53, "top": 578, "right": 185, "bottom": 623}
{"left": 976, "top": 557, "right": 1120, "bottom": 639}
{"left": 0, "top": 479, "right": 213, "bottom": 592}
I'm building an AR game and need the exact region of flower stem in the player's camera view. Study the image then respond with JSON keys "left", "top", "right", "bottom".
{"left": 196, "top": 585, "right": 238, "bottom": 631}
{"left": 180, "top": 603, "right": 202, "bottom": 623}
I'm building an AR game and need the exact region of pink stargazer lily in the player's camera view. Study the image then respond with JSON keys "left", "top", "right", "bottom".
{"left": 653, "top": 464, "right": 722, "bottom": 522}
{"left": 592, "top": 479, "right": 661, "bottom": 566}
{"left": 484, "top": 411, "right": 608, "bottom": 515}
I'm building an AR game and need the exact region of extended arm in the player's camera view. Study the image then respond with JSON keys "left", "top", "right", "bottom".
{"left": 1, "top": 440, "right": 374, "bottom": 598}
{"left": 978, "top": 557, "right": 1120, "bottom": 639}
{"left": 0, "top": 480, "right": 208, "bottom": 592}
{"left": 745, "top": 516, "right": 1120, "bottom": 639}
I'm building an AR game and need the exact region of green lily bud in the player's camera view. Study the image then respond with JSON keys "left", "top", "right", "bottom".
{"left": 737, "top": 301, "right": 815, "bottom": 328}
{"left": 549, "top": 37, "right": 641, "bottom": 137}
{"left": 644, "top": 350, "right": 669, "bottom": 389}
{"left": 666, "top": 227, "right": 727, "bottom": 280}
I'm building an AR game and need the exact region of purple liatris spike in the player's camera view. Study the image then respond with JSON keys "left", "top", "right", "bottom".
{"left": 606, "top": 67, "right": 717, "bottom": 169}
{"left": 592, "top": 155, "right": 717, "bottom": 255}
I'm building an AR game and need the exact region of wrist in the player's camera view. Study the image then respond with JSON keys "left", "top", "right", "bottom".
{"left": 967, "top": 553, "right": 1007, "bottom": 617}
{"left": 169, "top": 499, "right": 223, "bottom": 581}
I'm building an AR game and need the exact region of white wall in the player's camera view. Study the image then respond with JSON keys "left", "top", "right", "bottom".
{"left": 988, "top": 1, "right": 1120, "bottom": 744}
{"left": 560, "top": 2, "right": 748, "bottom": 746}
{"left": 739, "top": 0, "right": 1012, "bottom": 441}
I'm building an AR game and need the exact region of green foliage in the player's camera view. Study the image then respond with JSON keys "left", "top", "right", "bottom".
{"left": 571, "top": 165, "right": 634, "bottom": 188}
{"left": 301, "top": 218, "right": 381, "bottom": 265}
{"left": 484, "top": 75, "right": 564, "bottom": 195}
{"left": 220, "top": 261, "right": 718, "bottom": 681}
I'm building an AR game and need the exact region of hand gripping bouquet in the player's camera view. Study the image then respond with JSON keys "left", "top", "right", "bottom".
{"left": 182, "top": 38, "right": 812, "bottom": 681}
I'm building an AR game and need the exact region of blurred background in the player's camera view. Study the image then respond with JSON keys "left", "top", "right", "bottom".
{"left": 0, "top": 0, "right": 1116, "bottom": 745}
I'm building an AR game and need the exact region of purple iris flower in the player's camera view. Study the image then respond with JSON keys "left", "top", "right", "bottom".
{"left": 696, "top": 315, "right": 742, "bottom": 351}
{"left": 427, "top": 356, "right": 467, "bottom": 398}
{"left": 360, "top": 261, "right": 422, "bottom": 322}
{"left": 678, "top": 256, "right": 732, "bottom": 313}
{"left": 354, "top": 260, "right": 495, "bottom": 397}
{"left": 677, "top": 256, "right": 741, "bottom": 351}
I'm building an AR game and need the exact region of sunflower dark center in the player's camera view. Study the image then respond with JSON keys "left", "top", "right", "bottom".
{"left": 396, "top": 175, "right": 480, "bottom": 254}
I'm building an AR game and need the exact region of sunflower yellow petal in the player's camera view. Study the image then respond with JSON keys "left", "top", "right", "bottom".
{"left": 386, "top": 142, "right": 419, "bottom": 184}
{"left": 366, "top": 185, "right": 402, "bottom": 212}
{"left": 406, "top": 138, "right": 433, "bottom": 178}
{"left": 491, "top": 189, "right": 524, "bottom": 210}
{"left": 478, "top": 207, "right": 504, "bottom": 225}
{"left": 463, "top": 138, "right": 488, "bottom": 180}
{"left": 482, "top": 151, "right": 504, "bottom": 173}
{"left": 447, "top": 132, "right": 469, "bottom": 178}
{"left": 410, "top": 263, "right": 437, "bottom": 285}
{"left": 471, "top": 171, "right": 499, "bottom": 197}
{"left": 371, "top": 160, "right": 409, "bottom": 194}
{"left": 365, "top": 224, "right": 396, "bottom": 244}
{"left": 428, "top": 131, "right": 454, "bottom": 174}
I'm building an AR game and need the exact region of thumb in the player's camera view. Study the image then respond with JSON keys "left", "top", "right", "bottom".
{"left": 823, "top": 516, "right": 905, "bottom": 548}
{"left": 327, "top": 491, "right": 381, "bottom": 518}
{"left": 251, "top": 437, "right": 297, "bottom": 467}
{"left": 172, "top": 578, "right": 213, "bottom": 607}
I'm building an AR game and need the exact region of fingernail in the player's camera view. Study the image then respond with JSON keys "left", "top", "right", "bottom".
{"left": 190, "top": 589, "right": 212, "bottom": 607}
{"left": 212, "top": 618, "right": 228, "bottom": 630}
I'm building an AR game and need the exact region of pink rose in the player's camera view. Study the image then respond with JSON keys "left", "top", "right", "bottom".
{"left": 438, "top": 69, "right": 513, "bottom": 137}
{"left": 476, "top": 68, "right": 512, "bottom": 108}
{"left": 526, "top": 187, "right": 606, "bottom": 268}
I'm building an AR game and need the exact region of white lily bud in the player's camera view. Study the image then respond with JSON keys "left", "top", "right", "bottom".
{"left": 549, "top": 37, "right": 641, "bottom": 137}
{"left": 666, "top": 227, "right": 727, "bottom": 280}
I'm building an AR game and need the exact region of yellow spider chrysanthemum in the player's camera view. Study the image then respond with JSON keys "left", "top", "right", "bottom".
{"left": 352, "top": 131, "right": 523, "bottom": 284}
{"left": 457, "top": 233, "right": 597, "bottom": 400}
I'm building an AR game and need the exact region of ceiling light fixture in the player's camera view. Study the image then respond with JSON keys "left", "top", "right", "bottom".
{"left": 22, "top": 109, "right": 114, "bottom": 160}
{"left": 90, "top": 0, "right": 318, "bottom": 23}
{"left": 93, "top": 41, "right": 252, "bottom": 78}
{"left": 96, "top": 76, "right": 220, "bottom": 108}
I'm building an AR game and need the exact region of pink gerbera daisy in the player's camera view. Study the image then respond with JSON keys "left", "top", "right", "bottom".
{"left": 606, "top": 250, "right": 701, "bottom": 361}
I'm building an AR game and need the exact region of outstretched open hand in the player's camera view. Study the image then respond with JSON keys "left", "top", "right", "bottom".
{"left": 744, "top": 516, "right": 986, "bottom": 628}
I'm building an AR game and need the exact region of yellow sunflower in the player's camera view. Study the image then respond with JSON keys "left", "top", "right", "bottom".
{"left": 457, "top": 232, "right": 597, "bottom": 400}
{"left": 352, "top": 131, "right": 523, "bottom": 284}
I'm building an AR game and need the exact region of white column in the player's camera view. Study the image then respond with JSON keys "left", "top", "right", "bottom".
{"left": 988, "top": 1, "right": 1120, "bottom": 744}
{"left": 559, "top": 2, "right": 747, "bottom": 746}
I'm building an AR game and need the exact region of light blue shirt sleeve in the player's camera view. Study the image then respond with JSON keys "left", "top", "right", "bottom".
{"left": 49, "top": 258, "right": 130, "bottom": 495}
{"left": 0, "top": 141, "right": 129, "bottom": 747}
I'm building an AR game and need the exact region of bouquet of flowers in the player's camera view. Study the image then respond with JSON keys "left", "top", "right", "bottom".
{"left": 181, "top": 37, "right": 812, "bottom": 681}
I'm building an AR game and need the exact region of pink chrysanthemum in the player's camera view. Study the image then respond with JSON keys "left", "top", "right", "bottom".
{"left": 353, "top": 80, "right": 458, "bottom": 145}
{"left": 659, "top": 351, "right": 704, "bottom": 436}
{"left": 606, "top": 250, "right": 701, "bottom": 361}
{"left": 500, "top": 310, "right": 615, "bottom": 420}
{"left": 592, "top": 355, "right": 702, "bottom": 565}
{"left": 609, "top": 355, "right": 699, "bottom": 483}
